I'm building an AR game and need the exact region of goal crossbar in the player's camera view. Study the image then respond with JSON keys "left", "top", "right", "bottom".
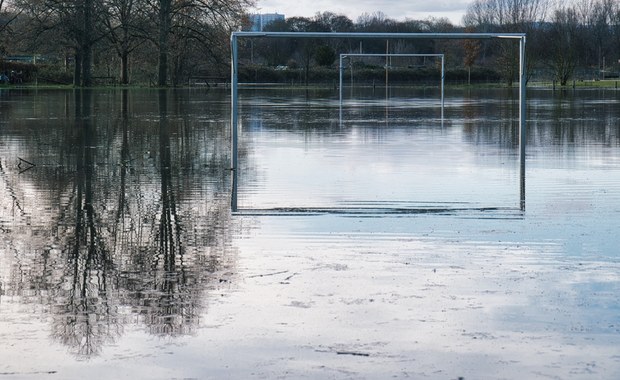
{"left": 230, "top": 32, "right": 527, "bottom": 212}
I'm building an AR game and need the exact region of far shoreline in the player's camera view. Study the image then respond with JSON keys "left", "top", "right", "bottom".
{"left": 1, "top": 79, "right": 619, "bottom": 91}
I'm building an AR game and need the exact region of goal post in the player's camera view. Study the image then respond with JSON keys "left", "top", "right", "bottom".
{"left": 230, "top": 32, "right": 527, "bottom": 212}
{"left": 338, "top": 53, "right": 445, "bottom": 119}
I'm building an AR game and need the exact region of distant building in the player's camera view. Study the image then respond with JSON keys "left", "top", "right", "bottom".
{"left": 250, "top": 13, "right": 285, "bottom": 31}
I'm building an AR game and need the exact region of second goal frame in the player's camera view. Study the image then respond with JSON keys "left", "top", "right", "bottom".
{"left": 339, "top": 53, "right": 445, "bottom": 119}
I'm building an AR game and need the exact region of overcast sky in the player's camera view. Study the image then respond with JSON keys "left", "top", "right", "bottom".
{"left": 252, "top": 0, "right": 471, "bottom": 26}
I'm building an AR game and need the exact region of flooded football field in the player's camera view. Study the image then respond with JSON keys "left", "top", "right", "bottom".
{"left": 0, "top": 86, "right": 619, "bottom": 379}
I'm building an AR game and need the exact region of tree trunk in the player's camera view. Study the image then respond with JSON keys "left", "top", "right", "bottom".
{"left": 82, "top": 45, "right": 92, "bottom": 87}
{"left": 120, "top": 51, "right": 129, "bottom": 85}
{"left": 81, "top": 0, "right": 93, "bottom": 87}
{"left": 158, "top": 0, "right": 171, "bottom": 86}
{"left": 74, "top": 51, "right": 82, "bottom": 87}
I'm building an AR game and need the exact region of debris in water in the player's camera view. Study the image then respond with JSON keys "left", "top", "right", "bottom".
{"left": 336, "top": 351, "right": 370, "bottom": 357}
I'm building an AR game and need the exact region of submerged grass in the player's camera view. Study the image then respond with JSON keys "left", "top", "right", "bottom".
{"left": 530, "top": 79, "right": 620, "bottom": 89}
{"left": 2, "top": 79, "right": 619, "bottom": 91}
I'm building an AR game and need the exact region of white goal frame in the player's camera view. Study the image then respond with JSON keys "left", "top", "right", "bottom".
{"left": 230, "top": 32, "right": 527, "bottom": 212}
{"left": 339, "top": 53, "right": 445, "bottom": 119}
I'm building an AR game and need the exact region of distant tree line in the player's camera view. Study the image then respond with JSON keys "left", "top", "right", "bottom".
{"left": 463, "top": 0, "right": 620, "bottom": 85}
{"left": 1, "top": 0, "right": 620, "bottom": 86}
{"left": 243, "top": 0, "right": 619, "bottom": 86}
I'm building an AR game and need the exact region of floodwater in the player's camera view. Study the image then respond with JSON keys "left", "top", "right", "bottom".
{"left": 0, "top": 87, "right": 619, "bottom": 379}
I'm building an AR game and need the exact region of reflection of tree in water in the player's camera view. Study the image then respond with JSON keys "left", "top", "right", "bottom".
{"left": 139, "top": 90, "right": 198, "bottom": 336}
{"left": 0, "top": 89, "right": 234, "bottom": 356}
{"left": 461, "top": 89, "right": 518, "bottom": 149}
{"left": 50, "top": 90, "right": 121, "bottom": 356}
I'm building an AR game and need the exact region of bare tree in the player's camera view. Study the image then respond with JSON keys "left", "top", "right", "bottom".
{"left": 150, "top": 0, "right": 254, "bottom": 86}
{"left": 463, "top": 27, "right": 482, "bottom": 85}
{"left": 14, "top": 0, "right": 106, "bottom": 86}
{"left": 593, "top": 0, "right": 613, "bottom": 77}
{"left": 611, "top": 1, "right": 620, "bottom": 68}
{"left": 464, "top": 0, "right": 551, "bottom": 85}
{"left": 314, "top": 11, "right": 353, "bottom": 32}
{"left": 287, "top": 16, "right": 326, "bottom": 85}
{"left": 1, "top": 0, "right": 21, "bottom": 39}
{"left": 573, "top": 0, "right": 620, "bottom": 78}
{"left": 102, "top": 0, "right": 149, "bottom": 84}
{"left": 258, "top": 18, "right": 294, "bottom": 66}
{"left": 548, "top": 5, "right": 580, "bottom": 86}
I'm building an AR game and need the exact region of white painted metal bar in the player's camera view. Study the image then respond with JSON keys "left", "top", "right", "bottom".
{"left": 230, "top": 33, "right": 239, "bottom": 211}
{"left": 519, "top": 35, "right": 527, "bottom": 211}
{"left": 232, "top": 32, "right": 526, "bottom": 40}
{"left": 441, "top": 55, "right": 445, "bottom": 121}
{"left": 341, "top": 53, "right": 445, "bottom": 58}
{"left": 519, "top": 36, "right": 526, "bottom": 162}
{"left": 385, "top": 41, "right": 389, "bottom": 100}
{"left": 339, "top": 54, "right": 344, "bottom": 123}
{"left": 230, "top": 32, "right": 527, "bottom": 212}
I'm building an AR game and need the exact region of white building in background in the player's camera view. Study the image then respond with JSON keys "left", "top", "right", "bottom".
{"left": 250, "top": 13, "right": 285, "bottom": 31}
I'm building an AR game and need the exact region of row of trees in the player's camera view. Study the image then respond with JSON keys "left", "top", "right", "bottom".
{"left": 464, "top": 0, "right": 620, "bottom": 85}
{"left": 1, "top": 0, "right": 620, "bottom": 86}
{"left": 0, "top": 0, "right": 253, "bottom": 85}
{"left": 244, "top": 0, "right": 619, "bottom": 86}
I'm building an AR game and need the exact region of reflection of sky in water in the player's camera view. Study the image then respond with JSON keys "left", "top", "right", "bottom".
{"left": 242, "top": 125, "right": 519, "bottom": 209}
{"left": 240, "top": 89, "right": 523, "bottom": 211}
{"left": 0, "top": 88, "right": 619, "bottom": 378}
{"left": 224, "top": 213, "right": 620, "bottom": 379}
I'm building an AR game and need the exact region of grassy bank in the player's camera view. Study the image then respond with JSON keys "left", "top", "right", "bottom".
{"left": 530, "top": 79, "right": 620, "bottom": 89}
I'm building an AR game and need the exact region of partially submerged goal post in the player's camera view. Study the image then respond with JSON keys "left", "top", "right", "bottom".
{"left": 339, "top": 53, "right": 445, "bottom": 119}
{"left": 230, "top": 32, "right": 527, "bottom": 212}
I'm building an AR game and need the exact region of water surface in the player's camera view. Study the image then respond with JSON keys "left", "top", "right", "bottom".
{"left": 0, "top": 87, "right": 619, "bottom": 379}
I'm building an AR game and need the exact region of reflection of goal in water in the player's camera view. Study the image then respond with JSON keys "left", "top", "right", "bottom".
{"left": 230, "top": 32, "right": 527, "bottom": 214}
{"left": 339, "top": 53, "right": 445, "bottom": 120}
